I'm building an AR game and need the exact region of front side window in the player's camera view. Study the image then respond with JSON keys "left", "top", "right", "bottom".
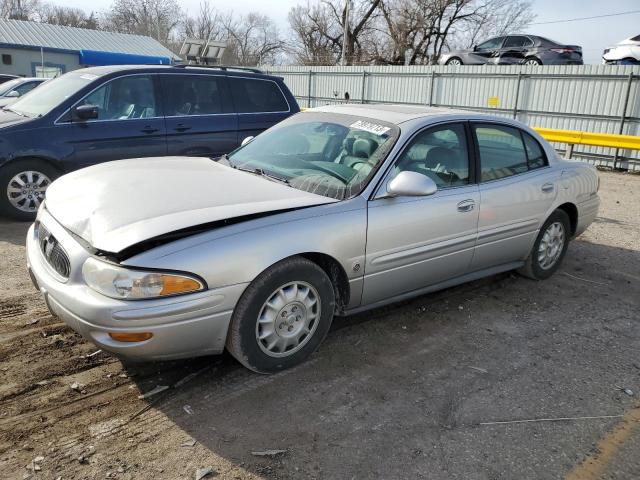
{"left": 8, "top": 71, "right": 102, "bottom": 117}
{"left": 477, "top": 37, "right": 505, "bottom": 50}
{"left": 225, "top": 112, "right": 399, "bottom": 200}
{"left": 15, "top": 81, "right": 41, "bottom": 96}
{"left": 78, "top": 75, "right": 157, "bottom": 120}
{"left": 394, "top": 123, "right": 470, "bottom": 188}
{"left": 474, "top": 124, "right": 546, "bottom": 181}
{"left": 229, "top": 78, "right": 289, "bottom": 113}
{"left": 0, "top": 78, "right": 22, "bottom": 96}
{"left": 164, "top": 75, "right": 224, "bottom": 116}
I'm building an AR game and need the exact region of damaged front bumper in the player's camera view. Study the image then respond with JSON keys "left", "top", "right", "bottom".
{"left": 26, "top": 208, "right": 247, "bottom": 361}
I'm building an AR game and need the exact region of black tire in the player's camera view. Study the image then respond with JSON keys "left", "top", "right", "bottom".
{"left": 518, "top": 209, "right": 571, "bottom": 280}
{"left": 0, "top": 159, "right": 58, "bottom": 221}
{"left": 445, "top": 57, "right": 463, "bottom": 66}
{"left": 226, "top": 256, "right": 336, "bottom": 373}
{"left": 524, "top": 56, "right": 542, "bottom": 66}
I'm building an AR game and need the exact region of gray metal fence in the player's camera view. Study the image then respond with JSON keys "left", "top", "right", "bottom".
{"left": 264, "top": 65, "right": 640, "bottom": 170}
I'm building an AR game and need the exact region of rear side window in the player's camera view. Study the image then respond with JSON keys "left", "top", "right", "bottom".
{"left": 80, "top": 75, "right": 157, "bottom": 120}
{"left": 164, "top": 75, "right": 224, "bottom": 116}
{"left": 229, "top": 78, "right": 289, "bottom": 113}
{"left": 504, "top": 36, "right": 533, "bottom": 48}
{"left": 522, "top": 132, "right": 547, "bottom": 169}
{"left": 474, "top": 124, "right": 547, "bottom": 181}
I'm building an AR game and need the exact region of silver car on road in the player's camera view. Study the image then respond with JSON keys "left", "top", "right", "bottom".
{"left": 26, "top": 105, "right": 600, "bottom": 373}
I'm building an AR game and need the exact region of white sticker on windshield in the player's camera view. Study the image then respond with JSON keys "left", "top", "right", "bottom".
{"left": 350, "top": 120, "right": 390, "bottom": 136}
{"left": 80, "top": 74, "right": 99, "bottom": 80}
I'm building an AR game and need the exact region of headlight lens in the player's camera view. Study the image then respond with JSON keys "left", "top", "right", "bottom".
{"left": 82, "top": 257, "right": 204, "bottom": 300}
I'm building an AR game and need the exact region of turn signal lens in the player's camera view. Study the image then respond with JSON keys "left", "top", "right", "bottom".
{"left": 109, "top": 332, "right": 153, "bottom": 342}
{"left": 82, "top": 257, "right": 205, "bottom": 300}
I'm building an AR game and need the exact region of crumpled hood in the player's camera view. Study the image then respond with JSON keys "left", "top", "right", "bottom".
{"left": 45, "top": 156, "right": 337, "bottom": 253}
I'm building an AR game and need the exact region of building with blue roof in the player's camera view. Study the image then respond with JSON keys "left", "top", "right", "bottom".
{"left": 0, "top": 19, "right": 179, "bottom": 78}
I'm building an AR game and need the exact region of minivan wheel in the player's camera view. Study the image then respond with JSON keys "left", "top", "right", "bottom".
{"left": 226, "top": 256, "right": 335, "bottom": 373}
{"left": 0, "top": 160, "right": 57, "bottom": 220}
{"left": 518, "top": 209, "right": 571, "bottom": 280}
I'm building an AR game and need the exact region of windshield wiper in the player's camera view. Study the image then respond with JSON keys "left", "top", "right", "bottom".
{"left": 230, "top": 162, "right": 291, "bottom": 186}
{"left": 3, "top": 107, "right": 28, "bottom": 117}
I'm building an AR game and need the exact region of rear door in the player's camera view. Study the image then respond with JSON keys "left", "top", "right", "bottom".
{"left": 162, "top": 73, "right": 238, "bottom": 157}
{"left": 56, "top": 73, "right": 167, "bottom": 168}
{"left": 470, "top": 123, "right": 560, "bottom": 271}
{"left": 499, "top": 36, "right": 533, "bottom": 64}
{"left": 228, "top": 76, "right": 292, "bottom": 143}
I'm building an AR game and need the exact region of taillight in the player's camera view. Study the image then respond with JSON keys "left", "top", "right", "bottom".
{"left": 550, "top": 48, "right": 576, "bottom": 54}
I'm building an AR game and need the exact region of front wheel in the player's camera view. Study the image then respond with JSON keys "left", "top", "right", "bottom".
{"left": 0, "top": 160, "right": 57, "bottom": 220}
{"left": 518, "top": 210, "right": 570, "bottom": 280}
{"left": 446, "top": 57, "right": 463, "bottom": 66}
{"left": 226, "top": 256, "right": 336, "bottom": 373}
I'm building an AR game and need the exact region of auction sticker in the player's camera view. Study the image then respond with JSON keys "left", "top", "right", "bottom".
{"left": 350, "top": 120, "right": 390, "bottom": 136}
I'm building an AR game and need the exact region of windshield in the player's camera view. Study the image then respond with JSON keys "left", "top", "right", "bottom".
{"left": 8, "top": 71, "right": 101, "bottom": 117}
{"left": 225, "top": 112, "right": 399, "bottom": 200}
{"left": 0, "top": 78, "right": 23, "bottom": 97}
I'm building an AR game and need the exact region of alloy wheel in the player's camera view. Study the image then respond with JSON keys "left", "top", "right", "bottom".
{"left": 6, "top": 170, "right": 51, "bottom": 213}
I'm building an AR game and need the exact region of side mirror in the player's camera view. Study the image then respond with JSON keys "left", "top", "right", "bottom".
{"left": 473, "top": 45, "right": 478, "bottom": 52}
{"left": 5, "top": 90, "right": 20, "bottom": 98}
{"left": 71, "top": 104, "right": 99, "bottom": 121}
{"left": 387, "top": 171, "right": 438, "bottom": 197}
{"left": 241, "top": 136, "right": 254, "bottom": 146}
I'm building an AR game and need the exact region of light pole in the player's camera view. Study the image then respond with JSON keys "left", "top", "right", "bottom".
{"left": 340, "top": 0, "right": 350, "bottom": 66}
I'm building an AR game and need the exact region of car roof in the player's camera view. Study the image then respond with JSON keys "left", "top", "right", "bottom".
{"left": 72, "top": 64, "right": 277, "bottom": 79}
{"left": 309, "top": 104, "right": 485, "bottom": 125}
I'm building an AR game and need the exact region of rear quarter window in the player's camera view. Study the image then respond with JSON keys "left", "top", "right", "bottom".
{"left": 229, "top": 77, "right": 289, "bottom": 113}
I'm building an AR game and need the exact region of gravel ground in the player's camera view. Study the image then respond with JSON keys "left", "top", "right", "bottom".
{"left": 0, "top": 170, "right": 638, "bottom": 480}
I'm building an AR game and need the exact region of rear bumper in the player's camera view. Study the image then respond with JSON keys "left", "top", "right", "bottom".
{"left": 27, "top": 210, "right": 247, "bottom": 361}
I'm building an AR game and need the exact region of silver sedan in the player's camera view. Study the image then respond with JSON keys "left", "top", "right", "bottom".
{"left": 26, "top": 105, "right": 600, "bottom": 373}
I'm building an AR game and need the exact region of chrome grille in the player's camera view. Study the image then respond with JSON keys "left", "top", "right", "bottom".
{"left": 37, "top": 223, "right": 71, "bottom": 279}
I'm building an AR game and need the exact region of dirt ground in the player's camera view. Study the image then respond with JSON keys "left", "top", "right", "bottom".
{"left": 0, "top": 170, "right": 639, "bottom": 480}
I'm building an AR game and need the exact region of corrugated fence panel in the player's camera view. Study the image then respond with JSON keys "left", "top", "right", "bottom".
{"left": 264, "top": 65, "right": 640, "bottom": 169}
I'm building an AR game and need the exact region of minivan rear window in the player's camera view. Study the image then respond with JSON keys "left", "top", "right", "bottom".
{"left": 229, "top": 78, "right": 289, "bottom": 113}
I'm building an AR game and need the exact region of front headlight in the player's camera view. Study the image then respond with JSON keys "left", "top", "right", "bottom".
{"left": 82, "top": 257, "right": 205, "bottom": 300}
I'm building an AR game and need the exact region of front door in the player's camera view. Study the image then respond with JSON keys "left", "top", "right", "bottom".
{"left": 470, "top": 123, "right": 560, "bottom": 271}
{"left": 57, "top": 74, "right": 167, "bottom": 169}
{"left": 363, "top": 122, "right": 479, "bottom": 305}
{"left": 162, "top": 74, "right": 238, "bottom": 157}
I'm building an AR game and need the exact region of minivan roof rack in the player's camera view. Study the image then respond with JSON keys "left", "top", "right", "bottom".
{"left": 173, "top": 64, "right": 264, "bottom": 74}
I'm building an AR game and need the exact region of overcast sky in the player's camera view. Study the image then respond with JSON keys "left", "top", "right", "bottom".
{"left": 50, "top": 0, "right": 640, "bottom": 64}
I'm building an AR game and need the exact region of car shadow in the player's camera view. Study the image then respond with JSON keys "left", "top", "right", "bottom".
{"left": 120, "top": 237, "right": 640, "bottom": 479}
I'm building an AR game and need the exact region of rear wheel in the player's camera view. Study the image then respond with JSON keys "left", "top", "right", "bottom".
{"left": 0, "top": 159, "right": 57, "bottom": 220}
{"left": 518, "top": 210, "right": 570, "bottom": 280}
{"left": 226, "top": 256, "right": 335, "bottom": 373}
{"left": 524, "top": 57, "right": 542, "bottom": 66}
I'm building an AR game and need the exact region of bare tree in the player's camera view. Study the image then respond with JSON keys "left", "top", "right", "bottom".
{"left": 38, "top": 4, "right": 99, "bottom": 29}
{"left": 224, "top": 12, "right": 284, "bottom": 66}
{"left": 182, "top": 0, "right": 227, "bottom": 42}
{"left": 102, "top": 0, "right": 184, "bottom": 47}
{"left": 0, "top": 0, "right": 43, "bottom": 20}
{"left": 287, "top": 0, "right": 381, "bottom": 65}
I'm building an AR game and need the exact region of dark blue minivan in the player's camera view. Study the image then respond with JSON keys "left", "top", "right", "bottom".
{"left": 0, "top": 65, "right": 299, "bottom": 219}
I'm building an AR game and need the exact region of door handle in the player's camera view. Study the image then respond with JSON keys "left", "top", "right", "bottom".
{"left": 174, "top": 124, "right": 191, "bottom": 132}
{"left": 541, "top": 182, "right": 555, "bottom": 193}
{"left": 457, "top": 199, "right": 475, "bottom": 212}
{"left": 141, "top": 126, "right": 159, "bottom": 134}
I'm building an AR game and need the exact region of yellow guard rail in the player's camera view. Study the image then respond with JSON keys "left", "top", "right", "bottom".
{"left": 533, "top": 127, "right": 640, "bottom": 159}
